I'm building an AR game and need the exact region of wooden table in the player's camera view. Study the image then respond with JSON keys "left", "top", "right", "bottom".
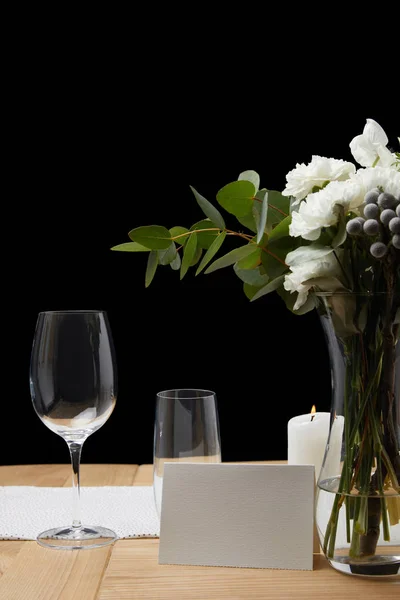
{"left": 0, "top": 464, "right": 398, "bottom": 599}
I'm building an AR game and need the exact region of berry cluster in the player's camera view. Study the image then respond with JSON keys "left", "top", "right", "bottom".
{"left": 346, "top": 189, "right": 400, "bottom": 258}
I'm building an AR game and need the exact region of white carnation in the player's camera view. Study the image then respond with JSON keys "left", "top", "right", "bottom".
{"left": 284, "top": 247, "right": 340, "bottom": 310}
{"left": 282, "top": 156, "right": 356, "bottom": 205}
{"left": 349, "top": 118, "right": 396, "bottom": 168}
{"left": 351, "top": 166, "right": 400, "bottom": 198}
{"left": 289, "top": 180, "right": 363, "bottom": 241}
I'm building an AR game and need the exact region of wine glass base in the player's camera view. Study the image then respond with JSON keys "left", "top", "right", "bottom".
{"left": 36, "top": 525, "right": 118, "bottom": 550}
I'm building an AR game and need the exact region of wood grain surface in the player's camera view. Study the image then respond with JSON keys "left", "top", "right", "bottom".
{"left": 0, "top": 464, "right": 398, "bottom": 599}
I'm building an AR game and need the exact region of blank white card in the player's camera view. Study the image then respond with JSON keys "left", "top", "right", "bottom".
{"left": 159, "top": 463, "right": 315, "bottom": 570}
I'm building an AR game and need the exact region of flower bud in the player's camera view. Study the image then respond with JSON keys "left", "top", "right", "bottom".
{"left": 363, "top": 204, "right": 379, "bottom": 219}
{"left": 396, "top": 204, "right": 400, "bottom": 217}
{"left": 364, "top": 189, "right": 380, "bottom": 204}
{"left": 346, "top": 219, "right": 363, "bottom": 235}
{"left": 370, "top": 242, "right": 388, "bottom": 258}
{"left": 363, "top": 219, "right": 379, "bottom": 236}
{"left": 377, "top": 192, "right": 396, "bottom": 210}
{"left": 380, "top": 209, "right": 396, "bottom": 226}
{"left": 389, "top": 217, "right": 400, "bottom": 234}
{"left": 392, "top": 234, "right": 400, "bottom": 249}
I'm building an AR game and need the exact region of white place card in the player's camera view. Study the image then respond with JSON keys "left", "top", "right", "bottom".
{"left": 158, "top": 463, "right": 315, "bottom": 570}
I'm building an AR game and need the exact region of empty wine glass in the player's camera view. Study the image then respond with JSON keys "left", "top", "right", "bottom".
{"left": 153, "top": 389, "right": 221, "bottom": 518}
{"left": 29, "top": 310, "right": 118, "bottom": 549}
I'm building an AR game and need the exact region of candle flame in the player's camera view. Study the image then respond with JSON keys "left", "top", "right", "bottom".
{"left": 310, "top": 405, "right": 316, "bottom": 421}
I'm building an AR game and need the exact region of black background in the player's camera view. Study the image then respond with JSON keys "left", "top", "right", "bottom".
{"left": 4, "top": 17, "right": 398, "bottom": 468}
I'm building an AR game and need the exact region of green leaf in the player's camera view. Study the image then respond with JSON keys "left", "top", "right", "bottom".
{"left": 238, "top": 170, "right": 260, "bottom": 193}
{"left": 145, "top": 251, "right": 158, "bottom": 287}
{"left": 111, "top": 242, "right": 150, "bottom": 252}
{"left": 261, "top": 239, "right": 291, "bottom": 279}
{"left": 253, "top": 189, "right": 268, "bottom": 244}
{"left": 189, "top": 186, "right": 226, "bottom": 230}
{"left": 205, "top": 244, "right": 256, "bottom": 274}
{"left": 190, "top": 247, "right": 203, "bottom": 266}
{"left": 180, "top": 232, "right": 197, "bottom": 280}
{"left": 261, "top": 253, "right": 287, "bottom": 279}
{"left": 158, "top": 242, "right": 177, "bottom": 265}
{"left": 196, "top": 231, "right": 227, "bottom": 275}
{"left": 170, "top": 252, "right": 181, "bottom": 270}
{"left": 332, "top": 207, "right": 347, "bottom": 248}
{"left": 236, "top": 191, "right": 270, "bottom": 234}
{"left": 277, "top": 287, "right": 316, "bottom": 315}
{"left": 129, "top": 225, "right": 171, "bottom": 250}
{"left": 217, "top": 180, "right": 255, "bottom": 217}
{"left": 250, "top": 275, "right": 285, "bottom": 302}
{"left": 190, "top": 219, "right": 220, "bottom": 249}
{"left": 233, "top": 264, "right": 269, "bottom": 287}
{"left": 236, "top": 212, "right": 257, "bottom": 233}
{"left": 266, "top": 191, "right": 290, "bottom": 228}
{"left": 170, "top": 226, "right": 189, "bottom": 246}
{"left": 243, "top": 283, "right": 261, "bottom": 300}
{"left": 268, "top": 215, "right": 291, "bottom": 243}
{"left": 236, "top": 247, "right": 262, "bottom": 269}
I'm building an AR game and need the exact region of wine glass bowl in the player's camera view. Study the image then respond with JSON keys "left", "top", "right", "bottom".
{"left": 29, "top": 310, "right": 118, "bottom": 549}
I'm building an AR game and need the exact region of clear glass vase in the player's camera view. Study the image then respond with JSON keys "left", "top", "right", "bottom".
{"left": 315, "top": 292, "right": 400, "bottom": 578}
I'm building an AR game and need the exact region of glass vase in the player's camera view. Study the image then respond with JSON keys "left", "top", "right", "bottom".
{"left": 315, "top": 292, "right": 400, "bottom": 577}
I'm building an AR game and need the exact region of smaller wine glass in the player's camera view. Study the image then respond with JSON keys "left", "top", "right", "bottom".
{"left": 153, "top": 389, "right": 222, "bottom": 518}
{"left": 29, "top": 310, "right": 118, "bottom": 549}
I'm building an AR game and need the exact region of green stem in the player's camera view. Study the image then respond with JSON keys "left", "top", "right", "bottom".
{"left": 323, "top": 453, "right": 351, "bottom": 556}
{"left": 333, "top": 250, "right": 351, "bottom": 290}
{"left": 376, "top": 455, "right": 391, "bottom": 542}
{"left": 355, "top": 496, "right": 368, "bottom": 535}
{"left": 349, "top": 499, "right": 361, "bottom": 558}
{"left": 344, "top": 353, "right": 352, "bottom": 542}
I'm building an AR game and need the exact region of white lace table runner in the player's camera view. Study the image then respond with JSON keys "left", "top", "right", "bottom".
{"left": 0, "top": 486, "right": 160, "bottom": 540}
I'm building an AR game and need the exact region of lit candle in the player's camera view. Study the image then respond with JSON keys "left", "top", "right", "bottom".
{"left": 287, "top": 407, "right": 344, "bottom": 482}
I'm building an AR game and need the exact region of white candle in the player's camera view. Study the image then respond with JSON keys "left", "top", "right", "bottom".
{"left": 287, "top": 411, "right": 344, "bottom": 483}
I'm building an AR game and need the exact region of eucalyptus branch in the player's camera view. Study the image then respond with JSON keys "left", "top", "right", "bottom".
{"left": 171, "top": 228, "right": 221, "bottom": 240}
{"left": 268, "top": 203, "right": 289, "bottom": 218}
{"left": 252, "top": 196, "right": 289, "bottom": 217}
{"left": 171, "top": 227, "right": 287, "bottom": 266}
{"left": 226, "top": 231, "right": 253, "bottom": 242}
{"left": 259, "top": 246, "right": 287, "bottom": 266}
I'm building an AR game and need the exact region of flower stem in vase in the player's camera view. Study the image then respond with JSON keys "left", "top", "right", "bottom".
{"left": 321, "top": 288, "right": 400, "bottom": 563}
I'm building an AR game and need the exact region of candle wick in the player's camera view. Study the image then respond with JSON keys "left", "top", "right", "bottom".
{"left": 311, "top": 414, "right": 315, "bottom": 422}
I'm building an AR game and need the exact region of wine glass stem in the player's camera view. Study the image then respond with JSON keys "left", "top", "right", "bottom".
{"left": 67, "top": 441, "right": 84, "bottom": 529}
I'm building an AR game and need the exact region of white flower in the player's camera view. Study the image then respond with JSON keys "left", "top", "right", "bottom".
{"left": 289, "top": 180, "right": 363, "bottom": 241}
{"left": 351, "top": 166, "right": 400, "bottom": 199}
{"left": 282, "top": 155, "right": 356, "bottom": 205}
{"left": 284, "top": 246, "right": 340, "bottom": 310}
{"left": 349, "top": 118, "right": 396, "bottom": 168}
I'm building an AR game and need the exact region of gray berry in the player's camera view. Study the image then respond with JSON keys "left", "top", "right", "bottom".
{"left": 364, "top": 190, "right": 380, "bottom": 204}
{"left": 356, "top": 217, "right": 365, "bottom": 225}
{"left": 363, "top": 219, "right": 379, "bottom": 236}
{"left": 370, "top": 242, "right": 388, "bottom": 258}
{"left": 380, "top": 209, "right": 396, "bottom": 226}
{"left": 363, "top": 204, "right": 379, "bottom": 219}
{"left": 393, "top": 234, "right": 400, "bottom": 250}
{"left": 377, "top": 192, "right": 396, "bottom": 209}
{"left": 396, "top": 204, "right": 400, "bottom": 217}
{"left": 346, "top": 218, "right": 363, "bottom": 235}
{"left": 389, "top": 217, "right": 400, "bottom": 234}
